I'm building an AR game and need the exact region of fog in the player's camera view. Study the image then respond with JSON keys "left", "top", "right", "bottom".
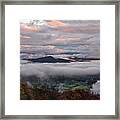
{"left": 21, "top": 61, "right": 100, "bottom": 83}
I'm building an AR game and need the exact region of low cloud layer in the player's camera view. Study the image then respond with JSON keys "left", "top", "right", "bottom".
{"left": 21, "top": 61, "right": 100, "bottom": 83}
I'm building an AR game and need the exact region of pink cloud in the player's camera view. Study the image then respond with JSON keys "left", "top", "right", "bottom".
{"left": 20, "top": 23, "right": 40, "bottom": 32}
{"left": 21, "top": 45, "right": 32, "bottom": 48}
{"left": 47, "top": 21, "right": 65, "bottom": 27}
{"left": 20, "top": 35, "right": 31, "bottom": 39}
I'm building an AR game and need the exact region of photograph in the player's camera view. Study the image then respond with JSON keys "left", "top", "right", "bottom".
{"left": 20, "top": 20, "right": 100, "bottom": 100}
{"left": 2, "top": 1, "right": 118, "bottom": 118}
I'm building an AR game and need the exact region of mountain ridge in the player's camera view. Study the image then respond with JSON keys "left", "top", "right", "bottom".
{"left": 23, "top": 56, "right": 71, "bottom": 63}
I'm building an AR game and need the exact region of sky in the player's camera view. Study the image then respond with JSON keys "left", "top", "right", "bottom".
{"left": 20, "top": 20, "right": 100, "bottom": 58}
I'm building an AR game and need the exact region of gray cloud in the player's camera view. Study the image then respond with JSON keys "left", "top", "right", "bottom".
{"left": 21, "top": 61, "right": 100, "bottom": 82}
{"left": 20, "top": 20, "right": 100, "bottom": 58}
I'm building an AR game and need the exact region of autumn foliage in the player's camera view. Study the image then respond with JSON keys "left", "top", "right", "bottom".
{"left": 20, "top": 81, "right": 100, "bottom": 100}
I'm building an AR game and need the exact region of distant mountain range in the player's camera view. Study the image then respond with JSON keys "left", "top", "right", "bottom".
{"left": 23, "top": 56, "right": 71, "bottom": 63}
{"left": 22, "top": 56, "right": 100, "bottom": 63}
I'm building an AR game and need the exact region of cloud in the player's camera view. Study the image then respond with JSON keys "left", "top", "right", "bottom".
{"left": 20, "top": 35, "right": 31, "bottom": 39}
{"left": 20, "top": 23, "right": 40, "bottom": 32}
{"left": 20, "top": 20, "right": 100, "bottom": 58}
{"left": 21, "top": 45, "right": 32, "bottom": 48}
{"left": 20, "top": 62, "right": 100, "bottom": 83}
{"left": 47, "top": 20, "right": 65, "bottom": 27}
{"left": 20, "top": 45, "right": 64, "bottom": 54}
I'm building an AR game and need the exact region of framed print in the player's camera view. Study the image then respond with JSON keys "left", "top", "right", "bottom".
{"left": 0, "top": 0, "right": 119, "bottom": 119}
